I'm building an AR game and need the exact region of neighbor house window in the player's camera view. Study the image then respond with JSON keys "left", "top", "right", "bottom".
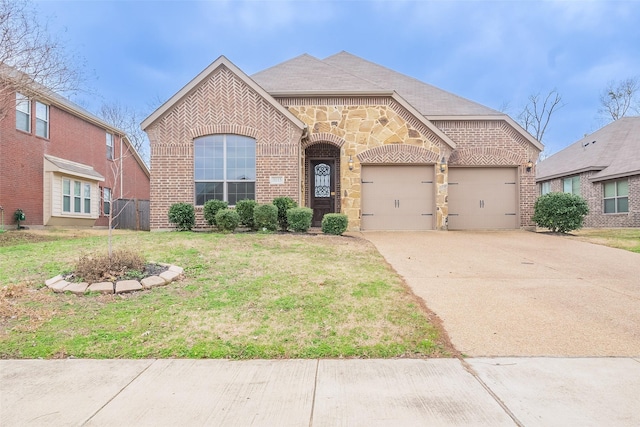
{"left": 563, "top": 176, "right": 580, "bottom": 195}
{"left": 194, "top": 134, "right": 256, "bottom": 205}
{"left": 541, "top": 181, "right": 551, "bottom": 195}
{"left": 16, "top": 93, "right": 31, "bottom": 132}
{"left": 35, "top": 101, "right": 49, "bottom": 138}
{"left": 62, "top": 178, "right": 91, "bottom": 214}
{"left": 604, "top": 179, "right": 629, "bottom": 213}
{"left": 106, "top": 132, "right": 114, "bottom": 160}
{"left": 103, "top": 187, "right": 111, "bottom": 216}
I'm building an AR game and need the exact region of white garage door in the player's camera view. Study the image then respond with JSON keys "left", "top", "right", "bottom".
{"left": 361, "top": 165, "right": 435, "bottom": 230}
{"left": 448, "top": 168, "right": 518, "bottom": 229}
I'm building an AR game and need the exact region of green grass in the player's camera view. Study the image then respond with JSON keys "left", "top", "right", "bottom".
{"left": 569, "top": 228, "right": 640, "bottom": 253}
{"left": 0, "top": 229, "right": 451, "bottom": 359}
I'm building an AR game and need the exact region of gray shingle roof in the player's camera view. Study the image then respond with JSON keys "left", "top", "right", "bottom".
{"left": 536, "top": 116, "right": 640, "bottom": 182}
{"left": 252, "top": 51, "right": 501, "bottom": 117}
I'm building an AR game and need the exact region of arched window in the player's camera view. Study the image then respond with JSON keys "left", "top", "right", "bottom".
{"left": 194, "top": 134, "right": 256, "bottom": 205}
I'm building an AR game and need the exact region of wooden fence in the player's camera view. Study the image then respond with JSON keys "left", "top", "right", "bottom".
{"left": 112, "top": 199, "right": 150, "bottom": 231}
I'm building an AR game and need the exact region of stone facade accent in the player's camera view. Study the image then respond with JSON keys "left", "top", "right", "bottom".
{"left": 146, "top": 65, "right": 304, "bottom": 229}
{"left": 539, "top": 173, "right": 640, "bottom": 227}
{"left": 286, "top": 100, "right": 447, "bottom": 230}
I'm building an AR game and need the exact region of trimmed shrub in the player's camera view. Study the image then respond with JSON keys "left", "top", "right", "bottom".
{"left": 215, "top": 208, "right": 240, "bottom": 233}
{"left": 321, "top": 213, "right": 348, "bottom": 235}
{"left": 235, "top": 199, "right": 257, "bottom": 229}
{"left": 273, "top": 197, "right": 298, "bottom": 231}
{"left": 253, "top": 204, "right": 278, "bottom": 231}
{"left": 203, "top": 200, "right": 228, "bottom": 227}
{"left": 533, "top": 192, "right": 589, "bottom": 233}
{"left": 287, "top": 207, "right": 313, "bottom": 232}
{"left": 168, "top": 203, "right": 195, "bottom": 231}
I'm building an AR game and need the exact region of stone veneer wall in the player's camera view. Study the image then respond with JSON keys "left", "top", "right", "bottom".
{"left": 539, "top": 173, "right": 640, "bottom": 227}
{"left": 146, "top": 65, "right": 304, "bottom": 229}
{"left": 432, "top": 120, "right": 540, "bottom": 228}
{"left": 282, "top": 97, "right": 448, "bottom": 230}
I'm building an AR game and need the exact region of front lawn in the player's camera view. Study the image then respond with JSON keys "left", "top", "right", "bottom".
{"left": 0, "top": 229, "right": 452, "bottom": 359}
{"left": 567, "top": 228, "right": 640, "bottom": 253}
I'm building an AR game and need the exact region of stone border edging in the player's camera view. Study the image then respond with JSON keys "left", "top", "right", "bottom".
{"left": 44, "top": 265, "right": 184, "bottom": 295}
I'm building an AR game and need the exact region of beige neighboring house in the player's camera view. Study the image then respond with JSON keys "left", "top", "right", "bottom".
{"left": 536, "top": 117, "right": 640, "bottom": 227}
{"left": 142, "top": 52, "right": 543, "bottom": 231}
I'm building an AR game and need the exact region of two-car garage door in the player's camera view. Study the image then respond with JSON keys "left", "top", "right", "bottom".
{"left": 360, "top": 165, "right": 518, "bottom": 230}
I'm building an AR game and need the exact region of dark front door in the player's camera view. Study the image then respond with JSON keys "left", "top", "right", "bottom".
{"left": 310, "top": 160, "right": 335, "bottom": 227}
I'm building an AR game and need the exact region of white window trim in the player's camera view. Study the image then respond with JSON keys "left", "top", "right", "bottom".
{"left": 16, "top": 92, "right": 31, "bottom": 133}
{"left": 35, "top": 101, "right": 49, "bottom": 139}
{"left": 106, "top": 132, "right": 114, "bottom": 160}
{"left": 62, "top": 178, "right": 93, "bottom": 216}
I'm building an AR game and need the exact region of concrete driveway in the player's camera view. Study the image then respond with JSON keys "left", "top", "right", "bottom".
{"left": 363, "top": 230, "right": 640, "bottom": 357}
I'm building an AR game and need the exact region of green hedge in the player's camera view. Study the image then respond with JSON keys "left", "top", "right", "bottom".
{"left": 273, "top": 197, "right": 298, "bottom": 231}
{"left": 215, "top": 208, "right": 240, "bottom": 233}
{"left": 321, "top": 213, "right": 348, "bottom": 235}
{"left": 287, "top": 207, "right": 313, "bottom": 232}
{"left": 235, "top": 199, "right": 257, "bottom": 229}
{"left": 254, "top": 204, "right": 278, "bottom": 231}
{"left": 533, "top": 192, "right": 589, "bottom": 233}
{"left": 168, "top": 203, "right": 195, "bottom": 231}
{"left": 203, "top": 200, "right": 228, "bottom": 227}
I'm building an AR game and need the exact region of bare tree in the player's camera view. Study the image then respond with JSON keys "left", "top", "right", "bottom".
{"left": 0, "top": 0, "right": 84, "bottom": 120}
{"left": 598, "top": 77, "right": 640, "bottom": 121}
{"left": 99, "top": 102, "right": 150, "bottom": 165}
{"left": 517, "top": 89, "right": 564, "bottom": 144}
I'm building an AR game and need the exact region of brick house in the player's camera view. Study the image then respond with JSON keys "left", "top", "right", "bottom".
{"left": 536, "top": 117, "right": 640, "bottom": 227}
{"left": 142, "top": 52, "right": 542, "bottom": 231}
{"left": 0, "top": 73, "right": 150, "bottom": 229}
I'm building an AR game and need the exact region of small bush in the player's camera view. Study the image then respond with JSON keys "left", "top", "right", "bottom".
{"left": 254, "top": 204, "right": 278, "bottom": 231}
{"left": 75, "top": 250, "right": 145, "bottom": 283}
{"left": 273, "top": 197, "right": 298, "bottom": 231}
{"left": 287, "top": 207, "right": 313, "bottom": 232}
{"left": 215, "top": 208, "right": 240, "bottom": 233}
{"left": 168, "top": 203, "right": 195, "bottom": 231}
{"left": 533, "top": 192, "right": 589, "bottom": 233}
{"left": 203, "top": 200, "right": 228, "bottom": 227}
{"left": 235, "top": 199, "right": 257, "bottom": 229}
{"left": 321, "top": 213, "right": 348, "bottom": 235}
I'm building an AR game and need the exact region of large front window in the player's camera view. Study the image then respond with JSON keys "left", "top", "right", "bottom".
{"left": 194, "top": 134, "right": 256, "bottom": 205}
{"left": 604, "top": 179, "right": 629, "bottom": 213}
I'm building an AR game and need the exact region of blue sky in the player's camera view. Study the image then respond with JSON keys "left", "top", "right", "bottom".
{"left": 35, "top": 0, "right": 640, "bottom": 156}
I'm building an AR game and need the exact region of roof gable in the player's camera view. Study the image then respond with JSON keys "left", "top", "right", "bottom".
{"left": 537, "top": 117, "right": 640, "bottom": 181}
{"left": 141, "top": 56, "right": 305, "bottom": 131}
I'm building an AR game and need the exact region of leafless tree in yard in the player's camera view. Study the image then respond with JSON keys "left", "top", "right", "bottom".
{"left": 517, "top": 89, "right": 564, "bottom": 144}
{"left": 0, "top": 0, "right": 84, "bottom": 121}
{"left": 99, "top": 102, "right": 150, "bottom": 165}
{"left": 598, "top": 77, "right": 640, "bottom": 121}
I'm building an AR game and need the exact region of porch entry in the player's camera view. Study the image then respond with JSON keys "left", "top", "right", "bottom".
{"left": 310, "top": 160, "right": 336, "bottom": 227}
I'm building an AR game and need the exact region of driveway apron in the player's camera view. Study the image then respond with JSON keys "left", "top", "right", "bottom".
{"left": 362, "top": 230, "right": 640, "bottom": 357}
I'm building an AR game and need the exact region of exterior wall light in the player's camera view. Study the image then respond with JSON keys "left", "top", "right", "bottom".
{"left": 348, "top": 155, "right": 354, "bottom": 171}
{"left": 439, "top": 156, "right": 447, "bottom": 173}
{"left": 526, "top": 160, "right": 533, "bottom": 172}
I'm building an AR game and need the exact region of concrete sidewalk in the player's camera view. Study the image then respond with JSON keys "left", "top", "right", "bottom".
{"left": 2, "top": 357, "right": 639, "bottom": 426}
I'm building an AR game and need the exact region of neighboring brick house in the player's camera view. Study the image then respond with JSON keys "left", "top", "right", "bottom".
{"left": 536, "top": 117, "right": 640, "bottom": 227}
{"left": 142, "top": 52, "right": 542, "bottom": 231}
{"left": 0, "top": 73, "right": 150, "bottom": 229}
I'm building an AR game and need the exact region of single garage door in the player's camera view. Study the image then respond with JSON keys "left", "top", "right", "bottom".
{"left": 361, "top": 165, "right": 434, "bottom": 230}
{"left": 448, "top": 168, "right": 518, "bottom": 229}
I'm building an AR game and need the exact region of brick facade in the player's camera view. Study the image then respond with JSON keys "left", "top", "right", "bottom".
{"left": 0, "top": 86, "right": 150, "bottom": 228}
{"left": 145, "top": 58, "right": 541, "bottom": 231}
{"left": 539, "top": 173, "right": 640, "bottom": 227}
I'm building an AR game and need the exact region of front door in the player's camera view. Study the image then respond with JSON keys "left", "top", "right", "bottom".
{"left": 310, "top": 160, "right": 335, "bottom": 227}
